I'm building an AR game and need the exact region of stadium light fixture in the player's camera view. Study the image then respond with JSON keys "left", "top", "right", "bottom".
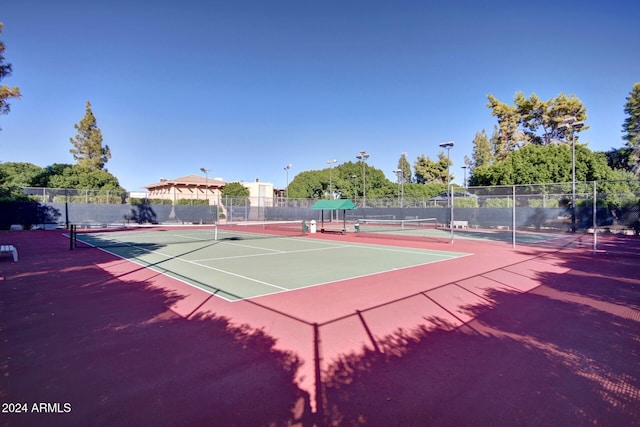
{"left": 439, "top": 141, "right": 455, "bottom": 149}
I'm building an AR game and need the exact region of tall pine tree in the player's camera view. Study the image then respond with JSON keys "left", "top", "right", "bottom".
{"left": 396, "top": 152, "right": 412, "bottom": 183}
{"left": 69, "top": 101, "right": 111, "bottom": 170}
{"left": 471, "top": 129, "right": 493, "bottom": 169}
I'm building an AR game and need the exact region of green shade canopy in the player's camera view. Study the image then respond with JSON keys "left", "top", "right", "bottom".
{"left": 310, "top": 199, "right": 357, "bottom": 211}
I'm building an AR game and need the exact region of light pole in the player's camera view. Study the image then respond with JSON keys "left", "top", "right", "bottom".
{"left": 284, "top": 164, "right": 292, "bottom": 202}
{"left": 558, "top": 116, "right": 584, "bottom": 232}
{"left": 461, "top": 165, "right": 468, "bottom": 190}
{"left": 393, "top": 169, "right": 404, "bottom": 207}
{"left": 400, "top": 152, "right": 407, "bottom": 207}
{"left": 326, "top": 159, "right": 337, "bottom": 199}
{"left": 351, "top": 174, "right": 358, "bottom": 204}
{"left": 439, "top": 141, "right": 454, "bottom": 207}
{"left": 439, "top": 141, "right": 455, "bottom": 242}
{"left": 355, "top": 150, "right": 369, "bottom": 207}
{"left": 200, "top": 167, "right": 211, "bottom": 205}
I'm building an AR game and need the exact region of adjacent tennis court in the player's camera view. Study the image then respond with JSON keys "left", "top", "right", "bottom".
{"left": 349, "top": 217, "right": 576, "bottom": 248}
{"left": 73, "top": 223, "right": 471, "bottom": 301}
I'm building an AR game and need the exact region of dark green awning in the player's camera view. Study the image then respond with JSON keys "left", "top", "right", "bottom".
{"left": 310, "top": 199, "right": 357, "bottom": 210}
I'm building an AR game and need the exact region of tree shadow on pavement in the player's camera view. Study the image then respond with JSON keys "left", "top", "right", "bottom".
{"left": 0, "top": 232, "right": 309, "bottom": 427}
{"left": 323, "top": 247, "right": 640, "bottom": 426}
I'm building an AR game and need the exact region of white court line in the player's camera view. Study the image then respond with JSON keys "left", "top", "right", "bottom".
{"left": 127, "top": 236, "right": 468, "bottom": 275}
{"left": 290, "top": 236, "right": 471, "bottom": 257}
{"left": 172, "top": 233, "right": 216, "bottom": 241}
{"left": 84, "top": 234, "right": 471, "bottom": 302}
{"left": 248, "top": 252, "right": 474, "bottom": 299}
{"left": 351, "top": 243, "right": 469, "bottom": 257}
{"left": 192, "top": 243, "right": 350, "bottom": 262}
{"left": 128, "top": 244, "right": 291, "bottom": 292}
{"left": 77, "top": 233, "right": 289, "bottom": 300}
{"left": 192, "top": 242, "right": 464, "bottom": 262}
{"left": 211, "top": 240, "right": 287, "bottom": 254}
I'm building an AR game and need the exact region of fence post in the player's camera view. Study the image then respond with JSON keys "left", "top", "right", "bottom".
{"left": 69, "top": 224, "right": 75, "bottom": 250}
{"left": 64, "top": 189, "right": 69, "bottom": 228}
{"left": 450, "top": 187, "right": 455, "bottom": 243}
{"left": 512, "top": 185, "right": 516, "bottom": 248}
{"left": 593, "top": 181, "right": 597, "bottom": 255}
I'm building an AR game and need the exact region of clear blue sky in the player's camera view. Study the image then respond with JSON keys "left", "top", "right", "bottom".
{"left": 1, "top": 0, "right": 639, "bottom": 191}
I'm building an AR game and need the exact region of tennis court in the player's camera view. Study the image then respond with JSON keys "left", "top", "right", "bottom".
{"left": 3, "top": 224, "right": 639, "bottom": 426}
{"left": 73, "top": 223, "right": 470, "bottom": 302}
{"left": 349, "top": 217, "right": 577, "bottom": 248}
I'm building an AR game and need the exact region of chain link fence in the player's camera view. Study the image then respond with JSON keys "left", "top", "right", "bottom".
{"left": 4, "top": 181, "right": 639, "bottom": 238}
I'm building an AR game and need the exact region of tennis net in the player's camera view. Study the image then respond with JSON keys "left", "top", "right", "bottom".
{"left": 354, "top": 218, "right": 440, "bottom": 240}
{"left": 70, "top": 220, "right": 307, "bottom": 249}
{"left": 214, "top": 220, "right": 307, "bottom": 240}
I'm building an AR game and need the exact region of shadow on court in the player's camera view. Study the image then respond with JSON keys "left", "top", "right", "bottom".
{"left": 322, "top": 243, "right": 640, "bottom": 426}
{"left": 3, "top": 230, "right": 639, "bottom": 426}
{"left": 0, "top": 231, "right": 310, "bottom": 426}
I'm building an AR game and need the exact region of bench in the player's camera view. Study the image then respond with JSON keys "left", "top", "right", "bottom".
{"left": 451, "top": 220, "right": 468, "bottom": 229}
{"left": 0, "top": 245, "right": 18, "bottom": 262}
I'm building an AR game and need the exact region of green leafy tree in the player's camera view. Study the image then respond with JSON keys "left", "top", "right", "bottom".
{"left": 332, "top": 161, "right": 395, "bottom": 198}
{"left": 0, "top": 161, "right": 38, "bottom": 202}
{"left": 403, "top": 182, "right": 446, "bottom": 200}
{"left": 486, "top": 94, "right": 524, "bottom": 159}
{"left": 605, "top": 147, "right": 632, "bottom": 172}
{"left": 69, "top": 101, "right": 111, "bottom": 170}
{"left": 622, "top": 82, "right": 640, "bottom": 176}
{"left": 546, "top": 93, "right": 588, "bottom": 141}
{"left": 335, "top": 162, "right": 363, "bottom": 200}
{"left": 0, "top": 162, "right": 124, "bottom": 203}
{"left": 288, "top": 170, "right": 325, "bottom": 198}
{"left": 362, "top": 166, "right": 393, "bottom": 198}
{"left": 414, "top": 154, "right": 441, "bottom": 184}
{"left": 0, "top": 162, "right": 44, "bottom": 187}
{"left": 489, "top": 125, "right": 502, "bottom": 163}
{"left": 514, "top": 92, "right": 548, "bottom": 145}
{"left": 222, "top": 181, "right": 250, "bottom": 197}
{"left": 288, "top": 162, "right": 395, "bottom": 199}
{"left": 487, "top": 92, "right": 588, "bottom": 156}
{"left": 471, "top": 130, "right": 493, "bottom": 170}
{"left": 0, "top": 185, "right": 31, "bottom": 201}
{"left": 48, "top": 165, "right": 122, "bottom": 190}
{"left": 514, "top": 92, "right": 587, "bottom": 145}
{"left": 414, "top": 152, "right": 452, "bottom": 185}
{"left": 0, "top": 23, "right": 21, "bottom": 128}
{"left": 30, "top": 163, "right": 73, "bottom": 187}
{"left": 0, "top": 161, "right": 123, "bottom": 192}
{"left": 349, "top": 159, "right": 393, "bottom": 198}
{"left": 437, "top": 152, "right": 453, "bottom": 184}
{"left": 470, "top": 144, "right": 615, "bottom": 186}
